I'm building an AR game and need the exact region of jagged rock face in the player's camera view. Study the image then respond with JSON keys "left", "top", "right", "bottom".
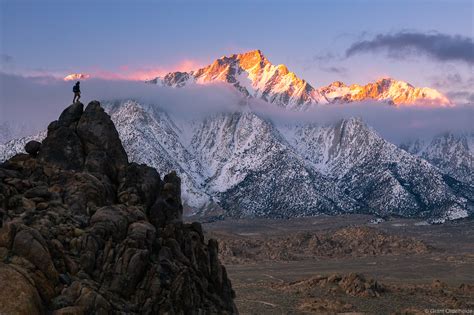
{"left": 318, "top": 78, "right": 452, "bottom": 106}
{"left": 0, "top": 102, "right": 237, "bottom": 314}
{"left": 108, "top": 102, "right": 212, "bottom": 211}
{"left": 1, "top": 101, "right": 472, "bottom": 221}
{"left": 150, "top": 50, "right": 328, "bottom": 110}
{"left": 191, "top": 112, "right": 358, "bottom": 217}
{"left": 400, "top": 132, "right": 474, "bottom": 184}
{"left": 38, "top": 102, "right": 129, "bottom": 182}
{"left": 285, "top": 118, "right": 471, "bottom": 219}
{"left": 148, "top": 50, "right": 451, "bottom": 109}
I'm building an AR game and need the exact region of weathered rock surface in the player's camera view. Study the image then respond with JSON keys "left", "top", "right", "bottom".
{"left": 0, "top": 101, "right": 237, "bottom": 314}
{"left": 274, "top": 273, "right": 471, "bottom": 313}
{"left": 24, "top": 140, "right": 41, "bottom": 157}
{"left": 213, "top": 226, "right": 431, "bottom": 264}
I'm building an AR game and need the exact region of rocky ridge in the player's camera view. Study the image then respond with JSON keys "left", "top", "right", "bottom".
{"left": 319, "top": 78, "right": 452, "bottom": 106}
{"left": 0, "top": 101, "right": 237, "bottom": 314}
{"left": 1, "top": 100, "right": 472, "bottom": 221}
{"left": 401, "top": 132, "right": 474, "bottom": 184}
{"left": 149, "top": 50, "right": 451, "bottom": 109}
{"left": 149, "top": 50, "right": 327, "bottom": 110}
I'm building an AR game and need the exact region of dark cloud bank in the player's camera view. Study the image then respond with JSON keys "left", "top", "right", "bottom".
{"left": 1, "top": 72, "right": 473, "bottom": 145}
{"left": 346, "top": 32, "right": 474, "bottom": 64}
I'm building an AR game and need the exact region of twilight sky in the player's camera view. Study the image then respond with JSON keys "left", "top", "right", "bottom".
{"left": 1, "top": 0, "right": 473, "bottom": 103}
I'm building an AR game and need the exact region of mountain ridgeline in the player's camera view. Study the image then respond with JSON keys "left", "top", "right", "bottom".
{"left": 148, "top": 50, "right": 452, "bottom": 109}
{"left": 1, "top": 50, "right": 473, "bottom": 222}
{"left": 2, "top": 100, "right": 473, "bottom": 222}
{"left": 0, "top": 102, "right": 237, "bottom": 314}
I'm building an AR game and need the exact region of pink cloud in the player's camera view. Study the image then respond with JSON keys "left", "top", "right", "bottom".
{"left": 61, "top": 59, "right": 203, "bottom": 82}
{"left": 59, "top": 59, "right": 202, "bottom": 81}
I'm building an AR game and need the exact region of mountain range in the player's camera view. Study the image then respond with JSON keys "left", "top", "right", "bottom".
{"left": 2, "top": 99, "right": 472, "bottom": 222}
{"left": 2, "top": 50, "right": 472, "bottom": 222}
{"left": 148, "top": 50, "right": 452, "bottom": 109}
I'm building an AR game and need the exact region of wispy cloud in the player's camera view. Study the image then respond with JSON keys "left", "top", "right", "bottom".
{"left": 100, "top": 59, "right": 202, "bottom": 81}
{"left": 0, "top": 54, "right": 13, "bottom": 64}
{"left": 319, "top": 66, "right": 347, "bottom": 74}
{"left": 302, "top": 51, "right": 348, "bottom": 76}
{"left": 252, "top": 99, "right": 474, "bottom": 144}
{"left": 429, "top": 71, "right": 474, "bottom": 104}
{"left": 10, "top": 59, "right": 204, "bottom": 81}
{"left": 446, "top": 91, "right": 474, "bottom": 104}
{"left": 1, "top": 72, "right": 472, "bottom": 145}
{"left": 0, "top": 72, "right": 240, "bottom": 138}
{"left": 346, "top": 32, "right": 474, "bottom": 64}
{"left": 431, "top": 73, "right": 463, "bottom": 88}
{"left": 311, "top": 52, "right": 338, "bottom": 63}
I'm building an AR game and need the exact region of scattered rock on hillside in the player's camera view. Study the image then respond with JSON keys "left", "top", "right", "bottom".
{"left": 212, "top": 226, "right": 431, "bottom": 264}
{"left": 280, "top": 273, "right": 385, "bottom": 298}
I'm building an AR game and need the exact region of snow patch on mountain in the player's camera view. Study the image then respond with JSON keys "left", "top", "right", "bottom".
{"left": 1, "top": 100, "right": 471, "bottom": 221}
{"left": 400, "top": 132, "right": 474, "bottom": 183}
{"left": 149, "top": 50, "right": 451, "bottom": 109}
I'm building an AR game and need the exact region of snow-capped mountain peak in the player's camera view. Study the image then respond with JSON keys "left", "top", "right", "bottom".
{"left": 150, "top": 50, "right": 328, "bottom": 110}
{"left": 1, "top": 100, "right": 471, "bottom": 221}
{"left": 64, "top": 73, "right": 91, "bottom": 81}
{"left": 149, "top": 50, "right": 452, "bottom": 108}
{"left": 319, "top": 77, "right": 452, "bottom": 106}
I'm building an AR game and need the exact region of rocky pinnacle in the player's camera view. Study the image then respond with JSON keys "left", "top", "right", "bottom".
{"left": 0, "top": 101, "right": 237, "bottom": 314}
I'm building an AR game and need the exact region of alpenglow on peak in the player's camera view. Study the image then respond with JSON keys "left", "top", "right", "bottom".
{"left": 148, "top": 50, "right": 452, "bottom": 109}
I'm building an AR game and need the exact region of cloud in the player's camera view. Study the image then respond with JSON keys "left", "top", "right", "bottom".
{"left": 429, "top": 72, "right": 474, "bottom": 104}
{"left": 1, "top": 72, "right": 472, "bottom": 145}
{"left": 250, "top": 98, "right": 474, "bottom": 144}
{"left": 302, "top": 52, "right": 348, "bottom": 76}
{"left": 16, "top": 59, "right": 204, "bottom": 82}
{"left": 0, "top": 72, "right": 242, "bottom": 139}
{"left": 446, "top": 91, "right": 474, "bottom": 103}
{"left": 84, "top": 60, "right": 202, "bottom": 81}
{"left": 431, "top": 73, "right": 463, "bottom": 88}
{"left": 0, "top": 54, "right": 13, "bottom": 64}
{"left": 319, "top": 66, "right": 347, "bottom": 74}
{"left": 312, "top": 52, "right": 338, "bottom": 62}
{"left": 346, "top": 32, "right": 474, "bottom": 64}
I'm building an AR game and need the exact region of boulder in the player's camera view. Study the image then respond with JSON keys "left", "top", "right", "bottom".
{"left": 12, "top": 228, "right": 59, "bottom": 282}
{"left": 24, "top": 185, "right": 51, "bottom": 199}
{"left": 58, "top": 102, "right": 83, "bottom": 126}
{"left": 24, "top": 140, "right": 42, "bottom": 156}
{"left": 0, "top": 263, "right": 43, "bottom": 314}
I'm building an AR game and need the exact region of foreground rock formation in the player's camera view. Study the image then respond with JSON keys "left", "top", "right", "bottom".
{"left": 0, "top": 101, "right": 237, "bottom": 314}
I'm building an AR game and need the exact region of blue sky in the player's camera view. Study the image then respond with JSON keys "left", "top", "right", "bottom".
{"left": 1, "top": 0, "right": 473, "bottom": 99}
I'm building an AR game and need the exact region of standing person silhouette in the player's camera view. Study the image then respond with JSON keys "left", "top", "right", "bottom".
{"left": 73, "top": 81, "right": 81, "bottom": 103}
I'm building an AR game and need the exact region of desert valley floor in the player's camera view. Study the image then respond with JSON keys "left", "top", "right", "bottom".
{"left": 194, "top": 215, "right": 474, "bottom": 314}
